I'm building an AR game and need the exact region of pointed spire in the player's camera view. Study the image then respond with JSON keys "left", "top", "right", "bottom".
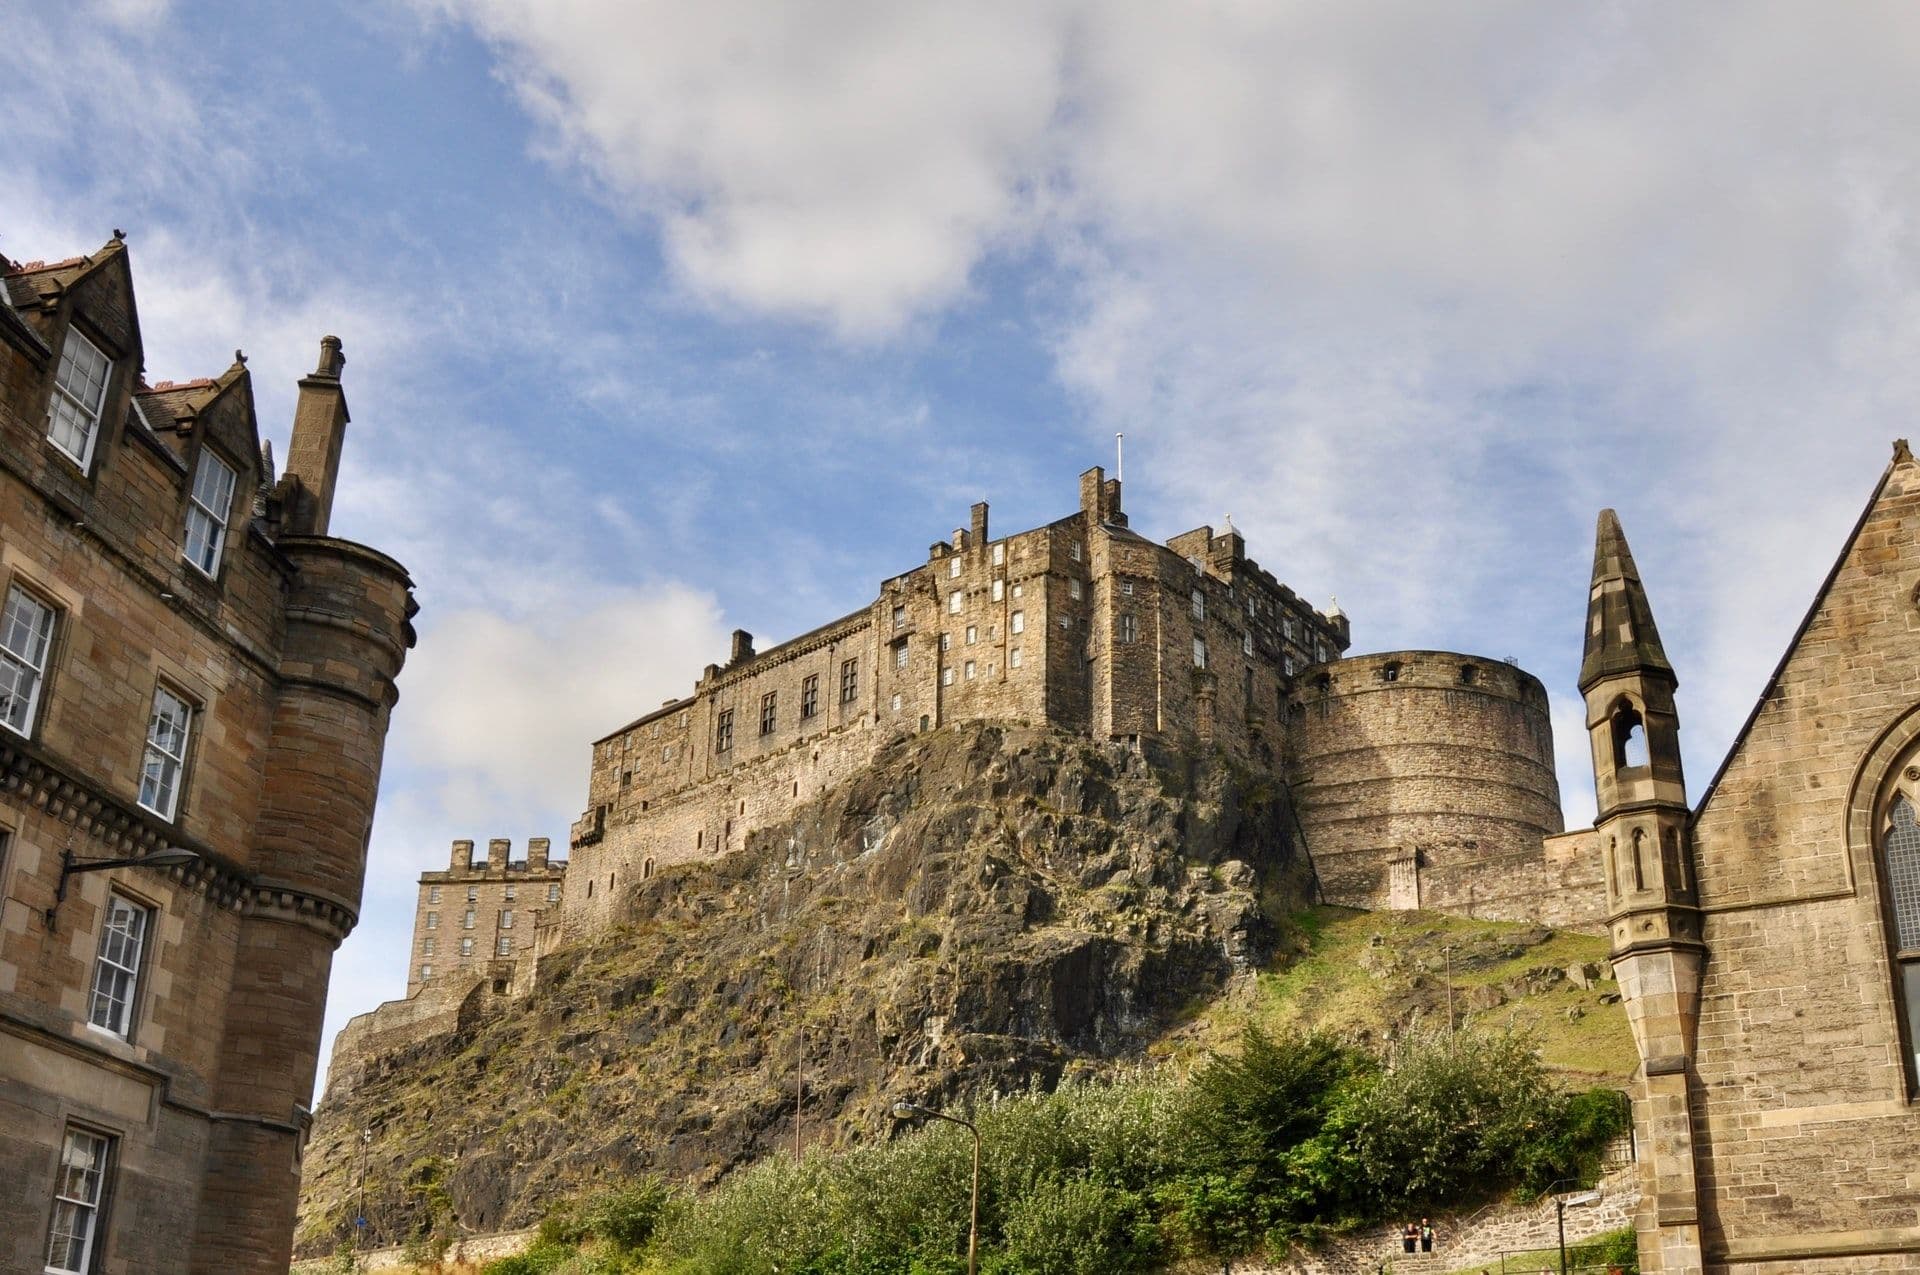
{"left": 1579, "top": 508, "right": 1675, "bottom": 692}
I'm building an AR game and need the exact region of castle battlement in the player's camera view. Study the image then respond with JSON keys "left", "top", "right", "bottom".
{"left": 405, "top": 837, "right": 567, "bottom": 997}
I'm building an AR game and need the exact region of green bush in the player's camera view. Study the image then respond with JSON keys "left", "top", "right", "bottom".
{"left": 537, "top": 1180, "right": 674, "bottom": 1252}
{"left": 480, "top": 1241, "right": 576, "bottom": 1275}
{"left": 987, "top": 1173, "right": 1157, "bottom": 1275}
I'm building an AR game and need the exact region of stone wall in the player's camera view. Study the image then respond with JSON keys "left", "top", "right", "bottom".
{"left": 563, "top": 469, "right": 1350, "bottom": 938}
{"left": 1288, "top": 650, "right": 1592, "bottom": 928}
{"left": 408, "top": 838, "right": 564, "bottom": 995}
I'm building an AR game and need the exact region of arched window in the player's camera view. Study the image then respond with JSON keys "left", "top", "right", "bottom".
{"left": 1612, "top": 700, "right": 1649, "bottom": 770}
{"left": 1881, "top": 794, "right": 1920, "bottom": 1089}
{"left": 1631, "top": 827, "right": 1647, "bottom": 891}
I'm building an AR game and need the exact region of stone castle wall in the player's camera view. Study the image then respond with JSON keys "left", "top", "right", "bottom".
{"left": 563, "top": 472, "right": 1349, "bottom": 935}
{"left": 407, "top": 837, "right": 565, "bottom": 995}
{"left": 1289, "top": 650, "right": 1595, "bottom": 928}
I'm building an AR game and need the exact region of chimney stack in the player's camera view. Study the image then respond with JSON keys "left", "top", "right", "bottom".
{"left": 451, "top": 839, "right": 474, "bottom": 871}
{"left": 527, "top": 837, "right": 550, "bottom": 871}
{"left": 730, "top": 630, "right": 755, "bottom": 664}
{"left": 971, "top": 502, "right": 989, "bottom": 547}
{"left": 284, "top": 335, "right": 350, "bottom": 535}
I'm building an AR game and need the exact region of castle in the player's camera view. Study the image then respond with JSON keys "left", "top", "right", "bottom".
{"left": 0, "top": 236, "right": 414, "bottom": 1274}
{"left": 368, "top": 467, "right": 1589, "bottom": 1016}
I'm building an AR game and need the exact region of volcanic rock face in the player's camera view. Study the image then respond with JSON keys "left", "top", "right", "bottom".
{"left": 297, "top": 724, "right": 1310, "bottom": 1252}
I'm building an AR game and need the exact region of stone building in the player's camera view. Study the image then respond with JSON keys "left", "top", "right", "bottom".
{"left": 407, "top": 837, "right": 565, "bottom": 996}
{"left": 1584, "top": 444, "right": 1920, "bottom": 1273}
{"left": 0, "top": 236, "right": 414, "bottom": 1275}
{"left": 562, "top": 468, "right": 1581, "bottom": 934}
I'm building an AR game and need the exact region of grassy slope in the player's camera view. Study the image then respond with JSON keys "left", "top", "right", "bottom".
{"left": 1154, "top": 906, "right": 1637, "bottom": 1084}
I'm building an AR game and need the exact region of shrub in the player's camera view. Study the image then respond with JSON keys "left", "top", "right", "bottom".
{"left": 537, "top": 1180, "right": 673, "bottom": 1252}
{"left": 988, "top": 1173, "right": 1157, "bottom": 1275}
{"left": 481, "top": 1241, "right": 576, "bottom": 1275}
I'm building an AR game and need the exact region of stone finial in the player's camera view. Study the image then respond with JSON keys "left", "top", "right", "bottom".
{"left": 1895, "top": 438, "right": 1912, "bottom": 464}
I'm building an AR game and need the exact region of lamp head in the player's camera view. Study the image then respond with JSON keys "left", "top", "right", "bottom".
{"left": 144, "top": 846, "right": 200, "bottom": 868}
{"left": 889, "top": 1101, "right": 919, "bottom": 1121}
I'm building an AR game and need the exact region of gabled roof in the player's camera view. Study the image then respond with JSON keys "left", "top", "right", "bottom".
{"left": 1692, "top": 440, "right": 1917, "bottom": 817}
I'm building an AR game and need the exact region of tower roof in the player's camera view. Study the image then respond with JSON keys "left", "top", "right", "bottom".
{"left": 1579, "top": 508, "right": 1675, "bottom": 692}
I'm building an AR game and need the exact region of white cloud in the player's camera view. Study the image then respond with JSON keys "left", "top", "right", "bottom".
{"left": 417, "top": 0, "right": 1070, "bottom": 336}
{"left": 390, "top": 585, "right": 728, "bottom": 821}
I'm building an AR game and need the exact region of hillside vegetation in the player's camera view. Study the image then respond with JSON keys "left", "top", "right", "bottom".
{"left": 299, "top": 723, "right": 1634, "bottom": 1269}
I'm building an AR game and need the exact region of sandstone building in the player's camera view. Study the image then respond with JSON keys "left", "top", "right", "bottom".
{"left": 407, "top": 837, "right": 564, "bottom": 996}
{"left": 562, "top": 470, "right": 1577, "bottom": 933}
{"left": 0, "top": 236, "right": 414, "bottom": 1275}
{"left": 1584, "top": 444, "right": 1920, "bottom": 1273}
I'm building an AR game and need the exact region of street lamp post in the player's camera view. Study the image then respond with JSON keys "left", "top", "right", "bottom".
{"left": 44, "top": 845, "right": 200, "bottom": 931}
{"left": 1545, "top": 1178, "right": 1603, "bottom": 1275}
{"left": 891, "top": 1100, "right": 980, "bottom": 1275}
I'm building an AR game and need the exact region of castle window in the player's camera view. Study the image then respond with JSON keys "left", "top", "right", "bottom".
{"left": 993, "top": 543, "right": 1004, "bottom": 566}
{"left": 88, "top": 895, "right": 150, "bottom": 1040}
{"left": 1283, "top": 655, "right": 1297, "bottom": 676}
{"left": 44, "top": 1124, "right": 113, "bottom": 1275}
{"left": 1315, "top": 642, "right": 1328, "bottom": 662}
{"left": 965, "top": 625, "right": 977, "bottom": 645}
{"left": 940, "top": 633, "right": 951, "bottom": 651}
{"left": 422, "top": 936, "right": 435, "bottom": 956}
{"left": 891, "top": 692, "right": 902, "bottom": 711}
{"left": 964, "top": 660, "right": 976, "bottom": 680}
{"left": 991, "top": 579, "right": 1004, "bottom": 601}
{"left": 501, "top": 909, "right": 514, "bottom": 929}
{"left": 1880, "top": 794, "right": 1920, "bottom": 1089}
{"left": 463, "top": 909, "right": 475, "bottom": 929}
{"left": 420, "top": 964, "right": 432, "bottom": 980}
{"left": 1612, "top": 701, "right": 1648, "bottom": 769}
{"left": 760, "top": 691, "right": 777, "bottom": 734}
{"left": 1070, "top": 542, "right": 1082, "bottom": 561}
{"left": 183, "top": 448, "right": 237, "bottom": 577}
{"left": 428, "top": 886, "right": 441, "bottom": 904}
{"left": 894, "top": 640, "right": 909, "bottom": 670}
{"left": 1011, "top": 611, "right": 1025, "bottom": 635}
{"left": 1191, "top": 590, "right": 1205, "bottom": 622}
{"left": 48, "top": 328, "right": 110, "bottom": 470}
{"left": 136, "top": 685, "right": 192, "bottom": 821}
{"left": 949, "top": 591, "right": 963, "bottom": 614}
{"left": 1012, "top": 582, "right": 1023, "bottom": 599}
{"left": 1010, "top": 648, "right": 1022, "bottom": 668}
{"left": 461, "top": 937, "right": 474, "bottom": 956}
{"left": 644, "top": 857, "right": 655, "bottom": 879}
{"left": 1460, "top": 664, "right": 1478, "bottom": 685}
{"left": 949, "top": 557, "right": 962, "bottom": 578}
{"left": 1283, "top": 617, "right": 1295, "bottom": 639}
{"left": 1060, "top": 615, "right": 1072, "bottom": 630}
{"left": 716, "top": 709, "right": 734, "bottom": 752}
{"left": 468, "top": 886, "right": 478, "bottom": 901}
{"left": 1193, "top": 637, "right": 1208, "bottom": 669}
{"left": 801, "top": 674, "right": 819, "bottom": 718}
{"left": 1243, "top": 632, "right": 1254, "bottom": 657}
{"left": 1121, "top": 581, "right": 1133, "bottom": 596}
{"left": 1070, "top": 579, "right": 1083, "bottom": 601}
{"left": 892, "top": 604, "right": 905, "bottom": 629}
{"left": 426, "top": 912, "right": 439, "bottom": 929}
{"left": 1118, "top": 613, "right": 1137, "bottom": 644}
{"left": 942, "top": 667, "right": 955, "bottom": 686}
{"left": 840, "top": 659, "right": 858, "bottom": 703}
{"left": 621, "top": 770, "right": 631, "bottom": 788}
{"left": 496, "top": 936, "right": 512, "bottom": 957}
{"left": 1381, "top": 662, "right": 1400, "bottom": 683}
{"left": 548, "top": 883, "right": 560, "bottom": 902}
{"left": 662, "top": 745, "right": 673, "bottom": 762}
{"left": 1, "top": 585, "right": 57, "bottom": 738}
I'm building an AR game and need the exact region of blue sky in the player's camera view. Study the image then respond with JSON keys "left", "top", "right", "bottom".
{"left": 7, "top": 1, "right": 1918, "bottom": 1094}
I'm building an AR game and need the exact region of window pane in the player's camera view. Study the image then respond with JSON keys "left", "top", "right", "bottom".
{"left": 138, "top": 688, "right": 192, "bottom": 817}
{"left": 1903, "top": 962, "right": 1920, "bottom": 1085}
{"left": 88, "top": 897, "right": 147, "bottom": 1037}
{"left": 0, "top": 588, "right": 55, "bottom": 735}
{"left": 1886, "top": 797, "right": 1920, "bottom": 951}
{"left": 48, "top": 332, "right": 109, "bottom": 467}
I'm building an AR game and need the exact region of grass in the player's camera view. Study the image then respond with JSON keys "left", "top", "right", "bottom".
{"left": 1440, "top": 1224, "right": 1639, "bottom": 1273}
{"left": 1153, "top": 907, "right": 1637, "bottom": 1083}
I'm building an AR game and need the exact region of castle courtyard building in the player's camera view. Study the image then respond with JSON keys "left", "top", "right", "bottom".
{"left": 0, "top": 236, "right": 414, "bottom": 1275}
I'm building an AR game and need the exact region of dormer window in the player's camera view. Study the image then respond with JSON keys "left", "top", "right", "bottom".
{"left": 48, "top": 329, "right": 110, "bottom": 470}
{"left": 184, "top": 450, "right": 237, "bottom": 576}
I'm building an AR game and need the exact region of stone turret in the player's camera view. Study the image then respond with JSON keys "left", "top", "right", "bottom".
{"left": 1579, "top": 509, "right": 1704, "bottom": 1275}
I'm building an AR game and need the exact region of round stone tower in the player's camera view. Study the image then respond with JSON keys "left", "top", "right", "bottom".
{"left": 1287, "top": 650, "right": 1566, "bottom": 918}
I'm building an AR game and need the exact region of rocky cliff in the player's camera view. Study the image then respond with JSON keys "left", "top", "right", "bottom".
{"left": 297, "top": 724, "right": 1314, "bottom": 1253}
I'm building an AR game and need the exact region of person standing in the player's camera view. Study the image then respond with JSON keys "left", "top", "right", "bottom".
{"left": 1420, "top": 1218, "right": 1436, "bottom": 1253}
{"left": 1403, "top": 1221, "right": 1419, "bottom": 1253}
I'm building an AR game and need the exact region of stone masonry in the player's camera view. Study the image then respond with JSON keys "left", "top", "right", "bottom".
{"left": 0, "top": 236, "right": 414, "bottom": 1275}
{"left": 1582, "top": 444, "right": 1920, "bottom": 1272}
{"left": 406, "top": 837, "right": 565, "bottom": 997}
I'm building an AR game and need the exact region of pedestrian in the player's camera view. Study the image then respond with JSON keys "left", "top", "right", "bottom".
{"left": 1402, "top": 1220, "right": 1419, "bottom": 1253}
{"left": 1420, "top": 1217, "right": 1436, "bottom": 1253}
